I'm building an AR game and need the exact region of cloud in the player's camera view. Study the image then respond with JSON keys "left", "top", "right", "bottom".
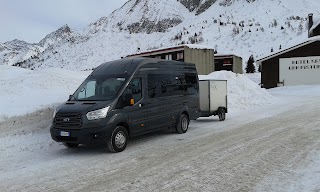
{"left": 0, "top": 0, "right": 127, "bottom": 43}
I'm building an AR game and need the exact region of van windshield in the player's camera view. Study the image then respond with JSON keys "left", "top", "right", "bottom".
{"left": 72, "top": 75, "right": 127, "bottom": 101}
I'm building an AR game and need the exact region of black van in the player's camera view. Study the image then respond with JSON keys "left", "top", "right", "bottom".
{"left": 50, "top": 58, "right": 200, "bottom": 152}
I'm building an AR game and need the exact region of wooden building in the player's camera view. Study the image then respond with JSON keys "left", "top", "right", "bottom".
{"left": 257, "top": 14, "right": 320, "bottom": 89}
{"left": 214, "top": 54, "right": 243, "bottom": 74}
{"left": 257, "top": 38, "right": 320, "bottom": 88}
{"left": 126, "top": 44, "right": 215, "bottom": 75}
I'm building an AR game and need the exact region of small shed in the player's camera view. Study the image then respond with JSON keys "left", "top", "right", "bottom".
{"left": 214, "top": 54, "right": 243, "bottom": 74}
{"left": 126, "top": 44, "right": 215, "bottom": 75}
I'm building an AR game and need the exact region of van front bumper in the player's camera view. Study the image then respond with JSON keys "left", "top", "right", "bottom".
{"left": 50, "top": 126, "right": 112, "bottom": 145}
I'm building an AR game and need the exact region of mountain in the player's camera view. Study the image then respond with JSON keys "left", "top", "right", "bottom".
{"left": 39, "top": 25, "right": 83, "bottom": 49}
{"left": 178, "top": 0, "right": 218, "bottom": 15}
{"left": 0, "top": 39, "right": 42, "bottom": 66}
{"left": 84, "top": 0, "right": 193, "bottom": 35}
{"left": 2, "top": 0, "right": 320, "bottom": 71}
{"left": 0, "top": 25, "right": 84, "bottom": 67}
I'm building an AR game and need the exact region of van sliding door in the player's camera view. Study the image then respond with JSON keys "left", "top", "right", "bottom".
{"left": 146, "top": 74, "right": 174, "bottom": 130}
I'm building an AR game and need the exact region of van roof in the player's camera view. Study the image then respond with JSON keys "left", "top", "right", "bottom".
{"left": 91, "top": 58, "right": 144, "bottom": 76}
{"left": 91, "top": 58, "right": 196, "bottom": 76}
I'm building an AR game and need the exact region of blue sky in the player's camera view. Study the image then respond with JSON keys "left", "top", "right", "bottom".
{"left": 0, "top": 0, "right": 127, "bottom": 43}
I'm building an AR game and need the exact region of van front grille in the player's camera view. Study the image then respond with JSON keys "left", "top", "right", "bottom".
{"left": 54, "top": 113, "right": 82, "bottom": 129}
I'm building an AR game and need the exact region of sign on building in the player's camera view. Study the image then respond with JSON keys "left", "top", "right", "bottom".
{"left": 279, "top": 56, "right": 320, "bottom": 86}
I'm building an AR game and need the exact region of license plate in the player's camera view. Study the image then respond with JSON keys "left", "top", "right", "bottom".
{"left": 60, "top": 131, "right": 70, "bottom": 137}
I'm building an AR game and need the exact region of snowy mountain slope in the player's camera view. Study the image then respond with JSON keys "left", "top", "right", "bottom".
{"left": 84, "top": 0, "right": 193, "bottom": 35}
{"left": 0, "top": 25, "right": 84, "bottom": 67}
{"left": 38, "top": 25, "right": 83, "bottom": 50}
{"left": 178, "top": 0, "right": 219, "bottom": 15}
{"left": 2, "top": 0, "right": 320, "bottom": 71}
{"left": 0, "top": 39, "right": 42, "bottom": 66}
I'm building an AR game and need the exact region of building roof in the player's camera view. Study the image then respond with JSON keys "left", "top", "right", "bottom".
{"left": 310, "top": 16, "right": 320, "bottom": 35}
{"left": 257, "top": 36, "right": 320, "bottom": 64}
{"left": 126, "top": 44, "right": 215, "bottom": 58}
{"left": 215, "top": 54, "right": 241, "bottom": 58}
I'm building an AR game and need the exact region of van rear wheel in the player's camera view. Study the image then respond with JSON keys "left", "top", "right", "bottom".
{"left": 107, "top": 126, "right": 128, "bottom": 153}
{"left": 176, "top": 114, "right": 189, "bottom": 134}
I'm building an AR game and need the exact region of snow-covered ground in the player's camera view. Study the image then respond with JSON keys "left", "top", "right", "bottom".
{"left": 0, "top": 65, "right": 90, "bottom": 121}
{"left": 1, "top": 66, "right": 320, "bottom": 191}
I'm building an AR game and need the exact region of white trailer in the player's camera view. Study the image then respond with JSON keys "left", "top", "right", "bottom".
{"left": 199, "top": 80, "right": 228, "bottom": 121}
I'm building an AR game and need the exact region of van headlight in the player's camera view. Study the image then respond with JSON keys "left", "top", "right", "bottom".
{"left": 86, "top": 106, "right": 110, "bottom": 120}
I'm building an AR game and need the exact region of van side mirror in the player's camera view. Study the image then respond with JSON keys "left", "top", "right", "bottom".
{"left": 69, "top": 95, "right": 76, "bottom": 101}
{"left": 130, "top": 98, "right": 135, "bottom": 106}
{"left": 124, "top": 93, "right": 134, "bottom": 106}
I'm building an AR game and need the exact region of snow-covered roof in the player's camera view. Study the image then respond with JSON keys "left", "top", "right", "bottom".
{"left": 257, "top": 36, "right": 320, "bottom": 64}
{"left": 183, "top": 44, "right": 215, "bottom": 50}
{"left": 215, "top": 53, "right": 242, "bottom": 58}
{"left": 126, "top": 44, "right": 215, "bottom": 57}
{"left": 310, "top": 16, "right": 320, "bottom": 34}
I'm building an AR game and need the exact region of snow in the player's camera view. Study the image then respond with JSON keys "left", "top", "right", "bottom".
{"left": 269, "top": 84, "right": 320, "bottom": 96}
{"left": 0, "top": 65, "right": 90, "bottom": 121}
{"left": 0, "top": 68, "right": 270, "bottom": 119}
{"left": 184, "top": 44, "right": 215, "bottom": 50}
{"left": 257, "top": 37, "right": 320, "bottom": 63}
{"left": 3, "top": 0, "right": 320, "bottom": 72}
{"left": 1, "top": 66, "right": 320, "bottom": 191}
{"left": 310, "top": 16, "right": 320, "bottom": 33}
{"left": 244, "top": 72, "right": 261, "bottom": 85}
{"left": 199, "top": 71, "right": 273, "bottom": 111}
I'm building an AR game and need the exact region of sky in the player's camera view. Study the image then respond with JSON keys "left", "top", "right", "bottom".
{"left": 0, "top": 0, "right": 127, "bottom": 43}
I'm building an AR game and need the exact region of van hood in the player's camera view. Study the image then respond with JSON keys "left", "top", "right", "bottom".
{"left": 56, "top": 100, "right": 113, "bottom": 114}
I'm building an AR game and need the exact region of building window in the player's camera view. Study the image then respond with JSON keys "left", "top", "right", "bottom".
{"left": 172, "top": 53, "right": 177, "bottom": 60}
{"left": 165, "top": 54, "right": 172, "bottom": 60}
{"left": 177, "top": 52, "right": 184, "bottom": 60}
{"left": 155, "top": 55, "right": 161, "bottom": 59}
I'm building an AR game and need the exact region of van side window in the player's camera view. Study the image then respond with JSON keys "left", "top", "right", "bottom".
{"left": 148, "top": 73, "right": 198, "bottom": 98}
{"left": 148, "top": 74, "right": 170, "bottom": 98}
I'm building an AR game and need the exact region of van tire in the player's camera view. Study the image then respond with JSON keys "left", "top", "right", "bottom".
{"left": 107, "top": 126, "right": 128, "bottom": 153}
{"left": 176, "top": 114, "right": 189, "bottom": 134}
{"left": 63, "top": 142, "right": 79, "bottom": 148}
{"left": 218, "top": 108, "right": 226, "bottom": 121}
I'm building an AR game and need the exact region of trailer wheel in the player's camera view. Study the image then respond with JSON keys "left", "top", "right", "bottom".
{"left": 218, "top": 108, "right": 226, "bottom": 121}
{"left": 63, "top": 142, "right": 79, "bottom": 148}
{"left": 107, "top": 126, "right": 128, "bottom": 153}
{"left": 176, "top": 114, "right": 189, "bottom": 134}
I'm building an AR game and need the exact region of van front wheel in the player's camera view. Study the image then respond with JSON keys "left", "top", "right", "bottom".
{"left": 107, "top": 126, "right": 128, "bottom": 153}
{"left": 176, "top": 114, "right": 189, "bottom": 134}
{"left": 63, "top": 142, "right": 79, "bottom": 148}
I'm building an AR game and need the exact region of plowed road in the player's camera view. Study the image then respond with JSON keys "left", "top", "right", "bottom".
{"left": 1, "top": 95, "right": 320, "bottom": 192}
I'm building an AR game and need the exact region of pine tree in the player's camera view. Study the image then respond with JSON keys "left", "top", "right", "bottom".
{"left": 245, "top": 55, "right": 256, "bottom": 73}
{"left": 258, "top": 64, "right": 262, "bottom": 72}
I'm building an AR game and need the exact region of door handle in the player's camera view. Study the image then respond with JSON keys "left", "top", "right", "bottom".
{"left": 139, "top": 103, "right": 143, "bottom": 108}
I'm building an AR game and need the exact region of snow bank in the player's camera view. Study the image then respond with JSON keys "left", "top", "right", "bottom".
{"left": 0, "top": 67, "right": 271, "bottom": 120}
{"left": 199, "top": 71, "right": 274, "bottom": 111}
{"left": 0, "top": 65, "right": 90, "bottom": 121}
{"left": 244, "top": 73, "right": 261, "bottom": 85}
